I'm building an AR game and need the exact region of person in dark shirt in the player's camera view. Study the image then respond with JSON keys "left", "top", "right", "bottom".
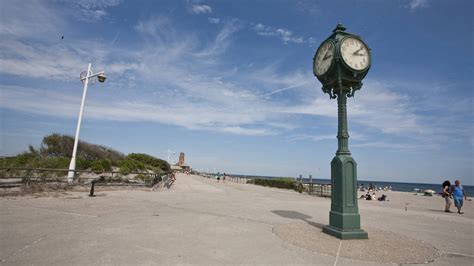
{"left": 442, "top": 180, "right": 452, "bottom": 213}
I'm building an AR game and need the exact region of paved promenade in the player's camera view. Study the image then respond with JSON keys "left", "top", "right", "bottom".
{"left": 1, "top": 173, "right": 473, "bottom": 265}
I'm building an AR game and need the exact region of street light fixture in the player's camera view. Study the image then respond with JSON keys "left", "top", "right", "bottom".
{"left": 67, "top": 63, "right": 106, "bottom": 184}
{"left": 167, "top": 149, "right": 175, "bottom": 165}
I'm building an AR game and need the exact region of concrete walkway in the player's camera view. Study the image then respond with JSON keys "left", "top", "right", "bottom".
{"left": 1, "top": 173, "right": 472, "bottom": 265}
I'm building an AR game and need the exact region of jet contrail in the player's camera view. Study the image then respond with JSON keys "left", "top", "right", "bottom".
{"left": 111, "top": 31, "right": 120, "bottom": 45}
{"left": 261, "top": 81, "right": 309, "bottom": 97}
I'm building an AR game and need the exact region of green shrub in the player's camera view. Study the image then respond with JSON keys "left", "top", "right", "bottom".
{"left": 15, "top": 152, "right": 38, "bottom": 166}
{"left": 136, "top": 173, "right": 152, "bottom": 183}
{"left": 39, "top": 133, "right": 125, "bottom": 162}
{"left": 253, "top": 178, "right": 298, "bottom": 191}
{"left": 38, "top": 156, "right": 70, "bottom": 169}
{"left": 118, "top": 159, "right": 144, "bottom": 175}
{"left": 76, "top": 158, "right": 92, "bottom": 170}
{"left": 91, "top": 159, "right": 112, "bottom": 172}
{"left": 1, "top": 153, "right": 70, "bottom": 169}
{"left": 0, "top": 135, "right": 170, "bottom": 178}
{"left": 127, "top": 153, "right": 170, "bottom": 173}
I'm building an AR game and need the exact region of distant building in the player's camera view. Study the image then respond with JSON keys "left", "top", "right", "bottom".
{"left": 171, "top": 152, "right": 191, "bottom": 172}
{"left": 178, "top": 152, "right": 185, "bottom": 166}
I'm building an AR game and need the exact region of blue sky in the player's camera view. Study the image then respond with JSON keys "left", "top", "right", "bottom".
{"left": 0, "top": 0, "right": 473, "bottom": 185}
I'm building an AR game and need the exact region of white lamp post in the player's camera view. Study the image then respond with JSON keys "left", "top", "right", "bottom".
{"left": 67, "top": 63, "right": 106, "bottom": 184}
{"left": 167, "top": 149, "right": 175, "bottom": 165}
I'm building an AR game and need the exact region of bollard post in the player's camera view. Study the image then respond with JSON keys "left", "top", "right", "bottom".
{"left": 309, "top": 174, "right": 313, "bottom": 195}
{"left": 89, "top": 180, "right": 96, "bottom": 197}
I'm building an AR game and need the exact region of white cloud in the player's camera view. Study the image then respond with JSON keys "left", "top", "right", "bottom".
{"left": 0, "top": 14, "right": 295, "bottom": 137}
{"left": 407, "top": 0, "right": 428, "bottom": 10}
{"left": 296, "top": 0, "right": 320, "bottom": 14}
{"left": 289, "top": 134, "right": 335, "bottom": 142}
{"left": 193, "top": 19, "right": 243, "bottom": 58}
{"left": 219, "top": 126, "right": 275, "bottom": 136}
{"left": 352, "top": 142, "right": 420, "bottom": 150}
{"left": 73, "top": 0, "right": 122, "bottom": 22}
{"left": 0, "top": 8, "right": 463, "bottom": 144}
{"left": 0, "top": 1, "right": 63, "bottom": 38}
{"left": 253, "top": 23, "right": 304, "bottom": 44}
{"left": 282, "top": 80, "right": 424, "bottom": 135}
{"left": 208, "top": 17, "right": 220, "bottom": 24}
{"left": 0, "top": 40, "right": 97, "bottom": 80}
{"left": 289, "top": 132, "right": 367, "bottom": 143}
{"left": 134, "top": 16, "right": 179, "bottom": 43}
{"left": 75, "top": 0, "right": 122, "bottom": 9}
{"left": 0, "top": 14, "right": 285, "bottom": 136}
{"left": 0, "top": 85, "right": 276, "bottom": 136}
{"left": 190, "top": 4, "right": 212, "bottom": 14}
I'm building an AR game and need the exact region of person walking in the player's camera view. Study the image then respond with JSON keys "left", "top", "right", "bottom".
{"left": 442, "top": 180, "right": 452, "bottom": 213}
{"left": 450, "top": 180, "right": 468, "bottom": 214}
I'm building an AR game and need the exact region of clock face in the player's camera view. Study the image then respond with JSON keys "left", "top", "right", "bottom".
{"left": 314, "top": 41, "right": 334, "bottom": 76}
{"left": 340, "top": 37, "right": 370, "bottom": 71}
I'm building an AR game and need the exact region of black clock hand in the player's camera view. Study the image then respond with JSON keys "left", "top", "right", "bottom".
{"left": 322, "top": 49, "right": 329, "bottom": 59}
{"left": 323, "top": 54, "right": 332, "bottom": 60}
{"left": 353, "top": 47, "right": 363, "bottom": 55}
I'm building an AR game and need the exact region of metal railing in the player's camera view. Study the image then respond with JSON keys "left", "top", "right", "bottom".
{"left": 195, "top": 172, "right": 331, "bottom": 197}
{"left": 197, "top": 173, "right": 250, "bottom": 184}
{"left": 303, "top": 182, "right": 331, "bottom": 197}
{"left": 226, "top": 176, "right": 250, "bottom": 184}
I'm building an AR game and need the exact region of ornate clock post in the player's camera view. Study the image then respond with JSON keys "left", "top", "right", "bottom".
{"left": 313, "top": 24, "right": 370, "bottom": 239}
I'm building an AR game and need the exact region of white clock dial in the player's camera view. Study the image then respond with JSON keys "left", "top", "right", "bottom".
{"left": 314, "top": 41, "right": 334, "bottom": 76}
{"left": 340, "top": 37, "right": 370, "bottom": 71}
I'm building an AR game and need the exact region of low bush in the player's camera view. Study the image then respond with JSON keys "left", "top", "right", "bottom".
{"left": 39, "top": 133, "right": 125, "bottom": 162}
{"left": 91, "top": 159, "right": 112, "bottom": 173}
{"left": 37, "top": 157, "right": 70, "bottom": 169}
{"left": 253, "top": 178, "right": 299, "bottom": 191}
{"left": 136, "top": 173, "right": 152, "bottom": 183}
{"left": 118, "top": 159, "right": 145, "bottom": 175}
{"left": 1, "top": 153, "right": 70, "bottom": 169}
{"left": 1, "top": 135, "right": 170, "bottom": 178}
{"left": 127, "top": 153, "right": 170, "bottom": 173}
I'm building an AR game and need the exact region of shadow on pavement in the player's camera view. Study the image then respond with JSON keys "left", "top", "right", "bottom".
{"left": 427, "top": 209, "right": 451, "bottom": 213}
{"left": 271, "top": 210, "right": 324, "bottom": 229}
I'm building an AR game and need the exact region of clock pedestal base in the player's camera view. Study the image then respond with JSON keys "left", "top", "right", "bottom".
{"left": 323, "top": 225, "right": 368, "bottom": 240}
{"left": 323, "top": 154, "right": 368, "bottom": 240}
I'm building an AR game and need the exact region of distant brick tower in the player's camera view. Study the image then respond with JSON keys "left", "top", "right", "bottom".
{"left": 178, "top": 152, "right": 185, "bottom": 166}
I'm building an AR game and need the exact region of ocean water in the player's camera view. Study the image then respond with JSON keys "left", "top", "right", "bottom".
{"left": 228, "top": 174, "right": 474, "bottom": 196}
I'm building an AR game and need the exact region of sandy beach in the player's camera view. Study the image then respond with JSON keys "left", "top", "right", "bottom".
{"left": 1, "top": 173, "right": 472, "bottom": 265}
{"left": 356, "top": 190, "right": 474, "bottom": 218}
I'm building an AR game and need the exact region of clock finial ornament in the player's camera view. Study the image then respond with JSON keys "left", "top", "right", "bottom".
{"left": 333, "top": 23, "right": 346, "bottom": 33}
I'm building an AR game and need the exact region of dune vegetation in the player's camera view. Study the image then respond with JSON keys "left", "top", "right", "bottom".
{"left": 1, "top": 134, "right": 170, "bottom": 175}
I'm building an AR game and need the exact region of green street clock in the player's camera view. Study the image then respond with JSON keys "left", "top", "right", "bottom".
{"left": 312, "top": 24, "right": 371, "bottom": 240}
{"left": 313, "top": 24, "right": 371, "bottom": 98}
